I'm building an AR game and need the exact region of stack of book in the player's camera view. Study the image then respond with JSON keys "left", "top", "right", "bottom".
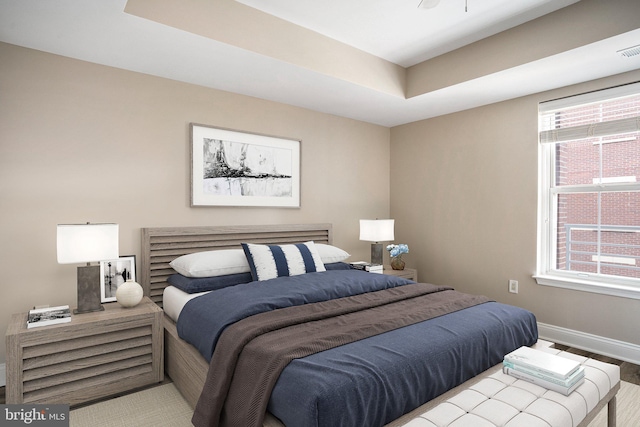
{"left": 349, "top": 262, "right": 383, "bottom": 273}
{"left": 503, "top": 346, "right": 585, "bottom": 395}
{"left": 27, "top": 305, "right": 72, "bottom": 328}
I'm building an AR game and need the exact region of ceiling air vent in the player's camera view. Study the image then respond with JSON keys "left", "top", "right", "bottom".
{"left": 618, "top": 44, "right": 640, "bottom": 58}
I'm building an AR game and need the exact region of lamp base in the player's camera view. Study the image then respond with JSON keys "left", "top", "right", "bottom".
{"left": 370, "top": 243, "right": 383, "bottom": 265}
{"left": 74, "top": 265, "right": 105, "bottom": 314}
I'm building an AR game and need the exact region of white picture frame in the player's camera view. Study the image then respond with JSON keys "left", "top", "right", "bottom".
{"left": 190, "top": 124, "right": 301, "bottom": 207}
{"left": 100, "top": 255, "right": 136, "bottom": 303}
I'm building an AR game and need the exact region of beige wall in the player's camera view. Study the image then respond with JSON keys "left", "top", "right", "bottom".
{"left": 391, "top": 70, "right": 640, "bottom": 347}
{"left": 0, "top": 42, "right": 391, "bottom": 364}
{"left": 2, "top": 39, "right": 640, "bottom": 370}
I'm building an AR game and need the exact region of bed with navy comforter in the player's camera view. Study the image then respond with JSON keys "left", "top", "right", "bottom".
{"left": 176, "top": 265, "right": 538, "bottom": 427}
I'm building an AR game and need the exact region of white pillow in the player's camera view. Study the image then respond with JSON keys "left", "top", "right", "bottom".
{"left": 315, "top": 243, "right": 350, "bottom": 263}
{"left": 169, "top": 249, "right": 250, "bottom": 278}
{"left": 242, "top": 241, "right": 326, "bottom": 281}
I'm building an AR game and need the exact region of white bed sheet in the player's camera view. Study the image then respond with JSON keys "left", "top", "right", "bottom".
{"left": 163, "top": 285, "right": 210, "bottom": 322}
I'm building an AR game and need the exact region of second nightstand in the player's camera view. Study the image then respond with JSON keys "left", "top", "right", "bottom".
{"left": 383, "top": 267, "right": 418, "bottom": 282}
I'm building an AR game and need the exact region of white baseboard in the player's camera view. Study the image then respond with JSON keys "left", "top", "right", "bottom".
{"left": 0, "top": 363, "right": 5, "bottom": 387}
{"left": 538, "top": 322, "right": 640, "bottom": 365}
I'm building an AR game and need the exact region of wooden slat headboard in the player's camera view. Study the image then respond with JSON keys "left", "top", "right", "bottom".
{"left": 141, "top": 224, "right": 333, "bottom": 307}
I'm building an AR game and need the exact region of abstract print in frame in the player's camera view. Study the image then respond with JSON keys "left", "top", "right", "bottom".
{"left": 191, "top": 124, "right": 301, "bottom": 207}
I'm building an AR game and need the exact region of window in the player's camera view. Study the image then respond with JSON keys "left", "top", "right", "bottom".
{"left": 536, "top": 82, "right": 640, "bottom": 299}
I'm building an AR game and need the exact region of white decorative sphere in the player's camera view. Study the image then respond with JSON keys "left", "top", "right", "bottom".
{"left": 116, "top": 279, "right": 144, "bottom": 307}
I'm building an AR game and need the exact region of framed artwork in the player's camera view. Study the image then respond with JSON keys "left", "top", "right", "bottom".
{"left": 100, "top": 255, "right": 136, "bottom": 303}
{"left": 190, "top": 124, "right": 301, "bottom": 207}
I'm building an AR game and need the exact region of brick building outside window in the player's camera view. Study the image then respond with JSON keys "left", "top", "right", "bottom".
{"left": 556, "top": 134, "right": 640, "bottom": 278}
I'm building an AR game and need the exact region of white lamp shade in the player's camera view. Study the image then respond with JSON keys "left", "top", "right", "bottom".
{"left": 57, "top": 223, "right": 119, "bottom": 264}
{"left": 418, "top": 0, "right": 440, "bottom": 9}
{"left": 359, "top": 219, "right": 395, "bottom": 242}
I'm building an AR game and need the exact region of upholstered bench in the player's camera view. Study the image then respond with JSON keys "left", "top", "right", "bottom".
{"left": 388, "top": 347, "right": 621, "bottom": 427}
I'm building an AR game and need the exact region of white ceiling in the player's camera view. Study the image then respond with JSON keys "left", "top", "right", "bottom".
{"left": 234, "top": 0, "right": 580, "bottom": 67}
{"left": 1, "top": 0, "right": 639, "bottom": 127}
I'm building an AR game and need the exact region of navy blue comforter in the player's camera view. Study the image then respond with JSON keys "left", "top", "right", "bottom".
{"left": 178, "top": 268, "right": 538, "bottom": 427}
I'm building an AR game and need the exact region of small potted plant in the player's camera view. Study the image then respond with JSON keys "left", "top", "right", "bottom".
{"left": 386, "top": 243, "right": 409, "bottom": 270}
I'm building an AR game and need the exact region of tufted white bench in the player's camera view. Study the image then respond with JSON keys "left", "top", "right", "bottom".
{"left": 388, "top": 347, "right": 621, "bottom": 427}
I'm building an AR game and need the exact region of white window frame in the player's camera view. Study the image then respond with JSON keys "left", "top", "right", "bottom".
{"left": 535, "top": 83, "right": 640, "bottom": 300}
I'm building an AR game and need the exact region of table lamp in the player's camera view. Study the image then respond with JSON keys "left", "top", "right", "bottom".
{"left": 57, "top": 223, "right": 119, "bottom": 314}
{"left": 359, "top": 219, "right": 394, "bottom": 265}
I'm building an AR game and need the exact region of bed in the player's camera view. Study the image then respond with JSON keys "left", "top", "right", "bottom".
{"left": 141, "top": 224, "right": 538, "bottom": 427}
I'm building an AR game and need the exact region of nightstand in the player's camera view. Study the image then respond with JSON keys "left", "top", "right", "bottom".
{"left": 5, "top": 297, "right": 163, "bottom": 406}
{"left": 383, "top": 266, "right": 418, "bottom": 282}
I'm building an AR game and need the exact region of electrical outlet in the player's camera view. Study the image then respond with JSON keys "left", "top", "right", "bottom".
{"left": 508, "top": 280, "right": 519, "bottom": 294}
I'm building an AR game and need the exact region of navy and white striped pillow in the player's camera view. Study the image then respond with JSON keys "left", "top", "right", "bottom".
{"left": 241, "top": 241, "right": 326, "bottom": 281}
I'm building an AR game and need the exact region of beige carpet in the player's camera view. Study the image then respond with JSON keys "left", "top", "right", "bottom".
{"left": 70, "top": 384, "right": 192, "bottom": 427}
{"left": 70, "top": 381, "right": 640, "bottom": 427}
{"left": 586, "top": 381, "right": 640, "bottom": 427}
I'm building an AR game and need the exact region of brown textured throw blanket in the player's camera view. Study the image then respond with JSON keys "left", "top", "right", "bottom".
{"left": 192, "top": 282, "right": 490, "bottom": 427}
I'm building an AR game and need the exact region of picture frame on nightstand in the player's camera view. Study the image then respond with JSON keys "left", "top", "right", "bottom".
{"left": 100, "top": 255, "right": 136, "bottom": 302}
